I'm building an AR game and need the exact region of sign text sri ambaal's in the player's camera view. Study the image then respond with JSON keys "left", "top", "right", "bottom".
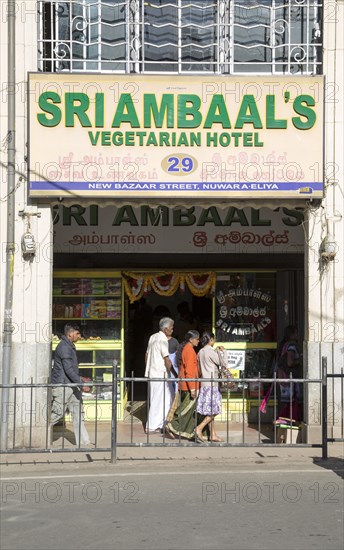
{"left": 28, "top": 74, "right": 324, "bottom": 199}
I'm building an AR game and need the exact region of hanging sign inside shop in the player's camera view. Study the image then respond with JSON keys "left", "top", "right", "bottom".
{"left": 225, "top": 351, "right": 246, "bottom": 380}
{"left": 28, "top": 74, "right": 324, "bottom": 199}
{"left": 227, "top": 351, "right": 246, "bottom": 371}
{"left": 52, "top": 205, "right": 304, "bottom": 254}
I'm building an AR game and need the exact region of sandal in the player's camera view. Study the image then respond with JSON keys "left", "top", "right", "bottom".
{"left": 164, "top": 427, "right": 175, "bottom": 439}
{"left": 194, "top": 430, "right": 206, "bottom": 443}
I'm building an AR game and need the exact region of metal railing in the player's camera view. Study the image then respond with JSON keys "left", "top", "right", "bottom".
{"left": 2, "top": 360, "right": 343, "bottom": 461}
{"left": 0, "top": 380, "right": 116, "bottom": 453}
{"left": 321, "top": 357, "right": 344, "bottom": 460}
{"left": 112, "top": 372, "right": 322, "bottom": 461}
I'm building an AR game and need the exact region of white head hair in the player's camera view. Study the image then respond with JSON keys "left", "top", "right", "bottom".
{"left": 159, "top": 317, "right": 174, "bottom": 330}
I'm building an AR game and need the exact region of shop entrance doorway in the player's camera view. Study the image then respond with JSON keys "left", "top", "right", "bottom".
{"left": 125, "top": 289, "right": 212, "bottom": 400}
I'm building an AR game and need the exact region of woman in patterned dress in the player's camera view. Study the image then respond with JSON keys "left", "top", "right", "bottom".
{"left": 195, "top": 331, "right": 227, "bottom": 442}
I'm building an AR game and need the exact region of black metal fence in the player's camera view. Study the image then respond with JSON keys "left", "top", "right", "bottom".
{"left": 0, "top": 358, "right": 342, "bottom": 462}
{"left": 321, "top": 358, "right": 344, "bottom": 459}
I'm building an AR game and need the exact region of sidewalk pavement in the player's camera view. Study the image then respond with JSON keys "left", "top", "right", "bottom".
{"left": 1, "top": 419, "right": 343, "bottom": 470}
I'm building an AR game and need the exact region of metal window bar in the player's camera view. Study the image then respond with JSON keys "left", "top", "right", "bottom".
{"left": 54, "top": 2, "right": 59, "bottom": 71}
{"left": 287, "top": 0, "right": 292, "bottom": 74}
{"left": 178, "top": 0, "right": 182, "bottom": 74}
{"left": 38, "top": 3, "right": 44, "bottom": 71}
{"left": 227, "top": 1, "right": 234, "bottom": 75}
{"left": 221, "top": 0, "right": 228, "bottom": 75}
{"left": 82, "top": 0, "right": 87, "bottom": 72}
{"left": 140, "top": 0, "right": 145, "bottom": 73}
{"left": 133, "top": 0, "right": 140, "bottom": 73}
{"left": 306, "top": 0, "right": 310, "bottom": 73}
{"left": 126, "top": 0, "right": 130, "bottom": 73}
{"left": 271, "top": 0, "right": 276, "bottom": 75}
{"left": 216, "top": 0, "right": 220, "bottom": 74}
{"left": 37, "top": 0, "right": 322, "bottom": 74}
{"left": 97, "top": 0, "right": 101, "bottom": 70}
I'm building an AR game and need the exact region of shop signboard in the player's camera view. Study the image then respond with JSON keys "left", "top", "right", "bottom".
{"left": 52, "top": 205, "right": 304, "bottom": 254}
{"left": 28, "top": 74, "right": 324, "bottom": 199}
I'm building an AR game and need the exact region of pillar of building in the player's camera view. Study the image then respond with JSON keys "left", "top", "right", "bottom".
{"left": 304, "top": 1, "right": 344, "bottom": 442}
{"left": 0, "top": 1, "right": 53, "bottom": 447}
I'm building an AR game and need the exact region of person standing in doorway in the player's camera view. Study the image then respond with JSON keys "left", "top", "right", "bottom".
{"left": 276, "top": 325, "right": 303, "bottom": 421}
{"left": 145, "top": 317, "right": 174, "bottom": 433}
{"left": 173, "top": 301, "right": 196, "bottom": 341}
{"left": 50, "top": 324, "right": 91, "bottom": 446}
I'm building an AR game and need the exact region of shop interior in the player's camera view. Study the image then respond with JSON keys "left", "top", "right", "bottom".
{"left": 125, "top": 290, "right": 213, "bottom": 399}
{"left": 52, "top": 262, "right": 304, "bottom": 412}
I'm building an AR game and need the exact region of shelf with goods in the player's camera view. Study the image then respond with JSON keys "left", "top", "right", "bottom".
{"left": 52, "top": 270, "right": 126, "bottom": 421}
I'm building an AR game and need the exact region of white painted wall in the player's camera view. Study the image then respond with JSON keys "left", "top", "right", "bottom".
{"left": 0, "top": 1, "right": 53, "bottom": 447}
{"left": 304, "top": 0, "right": 344, "bottom": 441}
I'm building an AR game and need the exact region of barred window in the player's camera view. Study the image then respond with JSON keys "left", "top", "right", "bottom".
{"left": 38, "top": 0, "right": 322, "bottom": 74}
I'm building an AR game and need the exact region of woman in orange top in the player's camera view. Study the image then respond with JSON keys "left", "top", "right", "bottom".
{"left": 166, "top": 330, "right": 201, "bottom": 441}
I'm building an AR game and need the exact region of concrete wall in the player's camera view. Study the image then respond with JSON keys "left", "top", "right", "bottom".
{"left": 304, "top": 0, "right": 344, "bottom": 442}
{"left": 0, "top": 1, "right": 53, "bottom": 448}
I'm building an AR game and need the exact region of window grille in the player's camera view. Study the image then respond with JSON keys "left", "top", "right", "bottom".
{"left": 38, "top": 0, "right": 322, "bottom": 74}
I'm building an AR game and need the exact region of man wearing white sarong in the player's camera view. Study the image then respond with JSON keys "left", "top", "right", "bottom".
{"left": 145, "top": 317, "right": 174, "bottom": 433}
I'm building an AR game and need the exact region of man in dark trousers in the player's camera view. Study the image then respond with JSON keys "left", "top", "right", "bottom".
{"left": 50, "top": 324, "right": 91, "bottom": 446}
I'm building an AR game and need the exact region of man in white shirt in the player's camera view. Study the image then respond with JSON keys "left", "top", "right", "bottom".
{"left": 145, "top": 317, "right": 174, "bottom": 433}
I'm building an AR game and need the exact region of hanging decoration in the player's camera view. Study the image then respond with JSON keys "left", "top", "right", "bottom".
{"left": 122, "top": 272, "right": 216, "bottom": 303}
{"left": 185, "top": 273, "right": 215, "bottom": 297}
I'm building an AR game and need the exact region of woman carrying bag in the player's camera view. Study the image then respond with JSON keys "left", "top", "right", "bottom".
{"left": 195, "top": 332, "right": 227, "bottom": 442}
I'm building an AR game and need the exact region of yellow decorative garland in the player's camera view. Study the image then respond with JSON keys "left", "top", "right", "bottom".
{"left": 185, "top": 273, "right": 216, "bottom": 297}
{"left": 122, "top": 271, "right": 216, "bottom": 303}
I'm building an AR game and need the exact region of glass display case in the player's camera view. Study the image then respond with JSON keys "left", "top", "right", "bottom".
{"left": 52, "top": 270, "right": 125, "bottom": 420}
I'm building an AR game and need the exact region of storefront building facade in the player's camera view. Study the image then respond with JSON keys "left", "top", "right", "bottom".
{"left": 0, "top": 1, "right": 343, "bottom": 446}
